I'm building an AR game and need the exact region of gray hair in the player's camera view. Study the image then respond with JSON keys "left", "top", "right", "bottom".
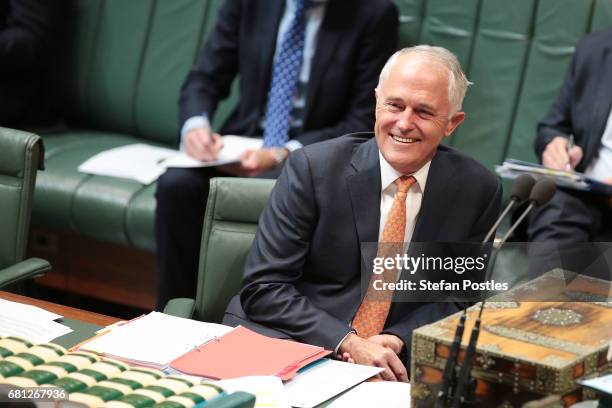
{"left": 378, "top": 45, "right": 472, "bottom": 115}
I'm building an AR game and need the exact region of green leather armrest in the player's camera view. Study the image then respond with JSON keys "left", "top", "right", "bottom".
{"left": 0, "top": 257, "right": 50, "bottom": 288}
{"left": 206, "top": 392, "right": 256, "bottom": 408}
{"left": 163, "top": 297, "right": 195, "bottom": 318}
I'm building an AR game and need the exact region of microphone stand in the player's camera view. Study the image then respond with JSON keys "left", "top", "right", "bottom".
{"left": 448, "top": 198, "right": 546, "bottom": 407}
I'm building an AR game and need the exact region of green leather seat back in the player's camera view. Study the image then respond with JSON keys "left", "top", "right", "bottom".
{"left": 418, "top": 0, "right": 480, "bottom": 68}
{"left": 34, "top": 0, "right": 242, "bottom": 251}
{"left": 506, "top": 0, "right": 596, "bottom": 163}
{"left": 592, "top": 0, "right": 612, "bottom": 30}
{"left": 194, "top": 178, "right": 275, "bottom": 323}
{"left": 0, "top": 128, "right": 42, "bottom": 268}
{"left": 451, "top": 0, "right": 534, "bottom": 169}
{"left": 395, "top": 0, "right": 425, "bottom": 47}
{"left": 51, "top": 0, "right": 240, "bottom": 146}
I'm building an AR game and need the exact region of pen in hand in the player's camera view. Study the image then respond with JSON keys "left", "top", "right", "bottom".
{"left": 566, "top": 134, "right": 574, "bottom": 171}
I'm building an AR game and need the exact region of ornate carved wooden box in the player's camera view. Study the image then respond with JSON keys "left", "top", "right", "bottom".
{"left": 411, "top": 270, "right": 612, "bottom": 407}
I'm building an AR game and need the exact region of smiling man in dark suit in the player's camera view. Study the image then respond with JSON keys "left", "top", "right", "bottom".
{"left": 223, "top": 46, "right": 502, "bottom": 381}
{"left": 155, "top": 0, "right": 398, "bottom": 308}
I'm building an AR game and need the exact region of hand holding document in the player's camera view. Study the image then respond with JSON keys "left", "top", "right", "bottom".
{"left": 163, "top": 135, "right": 263, "bottom": 168}
{"left": 78, "top": 136, "right": 263, "bottom": 185}
{"left": 496, "top": 158, "right": 612, "bottom": 196}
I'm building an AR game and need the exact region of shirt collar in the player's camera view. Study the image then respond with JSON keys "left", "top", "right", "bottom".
{"left": 378, "top": 151, "right": 431, "bottom": 193}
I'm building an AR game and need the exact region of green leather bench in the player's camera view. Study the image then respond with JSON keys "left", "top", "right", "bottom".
{"left": 30, "top": 0, "right": 612, "bottom": 305}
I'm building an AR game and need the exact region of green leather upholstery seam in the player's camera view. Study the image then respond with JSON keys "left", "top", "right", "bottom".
{"left": 132, "top": 0, "right": 158, "bottom": 138}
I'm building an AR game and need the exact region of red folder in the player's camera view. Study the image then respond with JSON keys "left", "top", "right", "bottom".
{"left": 170, "top": 326, "right": 331, "bottom": 380}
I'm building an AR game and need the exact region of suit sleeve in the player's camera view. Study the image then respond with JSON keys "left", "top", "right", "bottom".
{"left": 534, "top": 53, "right": 577, "bottom": 161}
{"left": 240, "top": 149, "right": 353, "bottom": 350}
{"left": 294, "top": 2, "right": 399, "bottom": 146}
{"left": 0, "top": 0, "right": 63, "bottom": 74}
{"left": 178, "top": 0, "right": 241, "bottom": 127}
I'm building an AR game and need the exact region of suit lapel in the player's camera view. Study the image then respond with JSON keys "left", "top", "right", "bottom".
{"left": 412, "top": 148, "right": 459, "bottom": 242}
{"left": 588, "top": 43, "right": 612, "bottom": 159}
{"left": 346, "top": 138, "right": 381, "bottom": 275}
{"left": 257, "top": 0, "right": 286, "bottom": 110}
{"left": 303, "top": 0, "right": 344, "bottom": 123}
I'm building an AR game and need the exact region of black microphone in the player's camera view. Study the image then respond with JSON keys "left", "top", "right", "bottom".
{"left": 437, "top": 175, "right": 536, "bottom": 407}
{"left": 500, "top": 177, "right": 557, "bottom": 244}
{"left": 435, "top": 309, "right": 467, "bottom": 407}
{"left": 482, "top": 174, "right": 535, "bottom": 243}
{"left": 449, "top": 177, "right": 557, "bottom": 407}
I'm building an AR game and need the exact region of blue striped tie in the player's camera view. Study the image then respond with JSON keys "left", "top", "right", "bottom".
{"left": 263, "top": 0, "right": 306, "bottom": 147}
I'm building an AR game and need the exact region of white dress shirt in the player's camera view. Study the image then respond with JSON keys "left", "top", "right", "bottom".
{"left": 586, "top": 107, "right": 612, "bottom": 181}
{"left": 378, "top": 152, "right": 431, "bottom": 245}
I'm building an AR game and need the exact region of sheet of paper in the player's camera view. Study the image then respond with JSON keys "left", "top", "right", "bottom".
{"left": 0, "top": 315, "right": 72, "bottom": 343}
{"left": 0, "top": 298, "right": 63, "bottom": 321}
{"left": 283, "top": 359, "right": 383, "bottom": 408}
{"left": 216, "top": 376, "right": 290, "bottom": 408}
{"left": 78, "top": 143, "right": 177, "bottom": 185}
{"left": 579, "top": 373, "right": 612, "bottom": 395}
{"left": 162, "top": 135, "right": 263, "bottom": 168}
{"left": 326, "top": 381, "right": 411, "bottom": 408}
{"left": 79, "top": 312, "right": 233, "bottom": 368}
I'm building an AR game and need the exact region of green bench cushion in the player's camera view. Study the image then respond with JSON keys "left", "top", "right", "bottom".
{"left": 33, "top": 132, "right": 160, "bottom": 251}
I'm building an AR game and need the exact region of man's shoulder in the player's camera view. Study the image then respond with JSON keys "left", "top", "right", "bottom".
{"left": 576, "top": 28, "right": 612, "bottom": 56}
{"left": 435, "top": 145, "right": 500, "bottom": 190}
{"left": 300, "top": 132, "right": 374, "bottom": 160}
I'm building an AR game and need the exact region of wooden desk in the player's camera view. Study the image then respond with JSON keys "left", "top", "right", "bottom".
{"left": 0, "top": 290, "right": 120, "bottom": 327}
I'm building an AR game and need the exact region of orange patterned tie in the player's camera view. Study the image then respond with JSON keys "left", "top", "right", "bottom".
{"left": 352, "top": 175, "right": 417, "bottom": 339}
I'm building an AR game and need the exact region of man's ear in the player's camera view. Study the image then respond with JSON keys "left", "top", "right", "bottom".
{"left": 374, "top": 87, "right": 379, "bottom": 101}
{"left": 444, "top": 111, "right": 466, "bottom": 137}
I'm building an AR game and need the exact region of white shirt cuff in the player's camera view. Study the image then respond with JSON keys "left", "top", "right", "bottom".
{"left": 334, "top": 329, "right": 356, "bottom": 355}
{"left": 180, "top": 114, "right": 210, "bottom": 151}
{"left": 284, "top": 139, "right": 303, "bottom": 152}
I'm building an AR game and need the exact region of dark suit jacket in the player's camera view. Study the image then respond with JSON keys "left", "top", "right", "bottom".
{"left": 0, "top": 0, "right": 64, "bottom": 125}
{"left": 178, "top": 0, "right": 398, "bottom": 146}
{"left": 224, "top": 134, "right": 502, "bottom": 365}
{"left": 535, "top": 28, "right": 612, "bottom": 172}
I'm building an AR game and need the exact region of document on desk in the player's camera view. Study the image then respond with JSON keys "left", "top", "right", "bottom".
{"left": 170, "top": 326, "right": 331, "bottom": 380}
{"left": 78, "top": 143, "right": 176, "bottom": 185}
{"left": 0, "top": 299, "right": 72, "bottom": 343}
{"left": 283, "top": 359, "right": 383, "bottom": 408}
{"left": 326, "top": 381, "right": 411, "bottom": 408}
{"left": 162, "top": 135, "right": 263, "bottom": 168}
{"left": 578, "top": 373, "right": 612, "bottom": 396}
{"left": 0, "top": 315, "right": 72, "bottom": 343}
{"left": 77, "top": 311, "right": 233, "bottom": 368}
{"left": 496, "top": 158, "right": 612, "bottom": 196}
{"left": 216, "top": 376, "right": 290, "bottom": 408}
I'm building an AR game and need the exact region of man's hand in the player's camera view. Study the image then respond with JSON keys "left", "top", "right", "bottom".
{"left": 338, "top": 333, "right": 408, "bottom": 382}
{"left": 219, "top": 148, "right": 286, "bottom": 177}
{"left": 184, "top": 127, "right": 224, "bottom": 161}
{"left": 367, "top": 334, "right": 405, "bottom": 355}
{"left": 542, "top": 136, "right": 583, "bottom": 171}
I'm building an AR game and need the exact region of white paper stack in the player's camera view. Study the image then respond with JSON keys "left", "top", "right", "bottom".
{"left": 0, "top": 298, "right": 73, "bottom": 343}
{"left": 78, "top": 312, "right": 233, "bottom": 369}
{"left": 283, "top": 359, "right": 383, "bottom": 408}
